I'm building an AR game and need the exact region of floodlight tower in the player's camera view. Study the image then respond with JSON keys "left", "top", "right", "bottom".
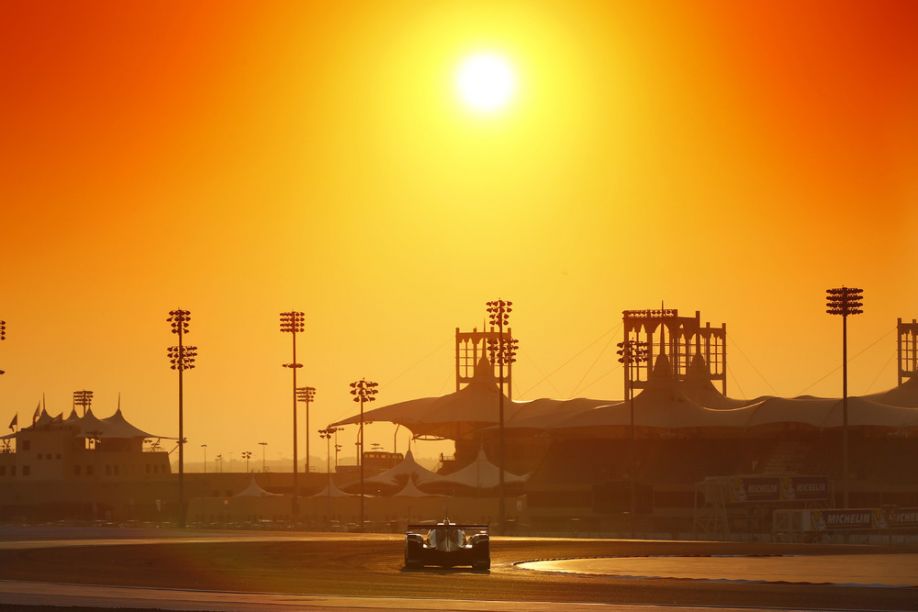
{"left": 73, "top": 390, "right": 94, "bottom": 416}
{"left": 486, "top": 298, "right": 516, "bottom": 532}
{"left": 334, "top": 429, "right": 342, "bottom": 469}
{"left": 167, "top": 309, "right": 197, "bottom": 528}
{"left": 350, "top": 378, "right": 378, "bottom": 531}
{"left": 0, "top": 319, "right": 6, "bottom": 376}
{"left": 319, "top": 427, "right": 335, "bottom": 475}
{"left": 319, "top": 426, "right": 338, "bottom": 522}
{"left": 258, "top": 441, "right": 268, "bottom": 472}
{"left": 242, "top": 450, "right": 253, "bottom": 473}
{"left": 296, "top": 386, "right": 317, "bottom": 474}
{"left": 279, "top": 311, "right": 305, "bottom": 515}
{"left": 201, "top": 444, "right": 207, "bottom": 473}
{"left": 826, "top": 286, "right": 863, "bottom": 509}
{"left": 617, "top": 339, "right": 649, "bottom": 536}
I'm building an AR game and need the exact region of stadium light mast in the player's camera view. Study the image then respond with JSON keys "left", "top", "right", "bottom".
{"left": 350, "top": 378, "right": 378, "bottom": 531}
{"left": 167, "top": 308, "right": 197, "bottom": 528}
{"left": 617, "top": 339, "right": 649, "bottom": 536}
{"left": 826, "top": 286, "right": 863, "bottom": 509}
{"left": 486, "top": 298, "right": 516, "bottom": 533}
{"left": 334, "top": 429, "right": 342, "bottom": 469}
{"left": 296, "top": 386, "right": 317, "bottom": 474}
{"left": 242, "top": 450, "right": 253, "bottom": 473}
{"left": 280, "top": 311, "right": 305, "bottom": 517}
{"left": 258, "top": 441, "right": 268, "bottom": 472}
{"left": 319, "top": 427, "right": 336, "bottom": 475}
{"left": 0, "top": 319, "right": 6, "bottom": 376}
{"left": 319, "top": 426, "right": 339, "bottom": 522}
{"left": 73, "top": 390, "right": 94, "bottom": 417}
{"left": 201, "top": 444, "right": 207, "bottom": 473}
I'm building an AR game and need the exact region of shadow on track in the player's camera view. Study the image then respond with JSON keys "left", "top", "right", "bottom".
{"left": 400, "top": 566, "right": 490, "bottom": 575}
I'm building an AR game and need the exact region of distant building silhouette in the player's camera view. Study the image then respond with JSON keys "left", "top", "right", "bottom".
{"left": 0, "top": 406, "right": 170, "bottom": 482}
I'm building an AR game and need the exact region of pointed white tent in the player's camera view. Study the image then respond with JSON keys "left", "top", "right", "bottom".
{"left": 310, "top": 478, "right": 359, "bottom": 498}
{"left": 234, "top": 477, "right": 281, "bottom": 497}
{"left": 364, "top": 449, "right": 446, "bottom": 486}
{"left": 428, "top": 448, "right": 528, "bottom": 489}
{"left": 101, "top": 407, "right": 156, "bottom": 438}
{"left": 393, "top": 478, "right": 444, "bottom": 497}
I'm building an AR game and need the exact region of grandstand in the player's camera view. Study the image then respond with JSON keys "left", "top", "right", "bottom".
{"left": 330, "top": 310, "right": 918, "bottom": 533}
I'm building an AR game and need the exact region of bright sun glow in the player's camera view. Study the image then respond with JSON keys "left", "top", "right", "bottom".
{"left": 456, "top": 53, "right": 517, "bottom": 113}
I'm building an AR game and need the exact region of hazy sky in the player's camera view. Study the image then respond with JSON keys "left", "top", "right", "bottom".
{"left": 2, "top": 1, "right": 917, "bottom": 467}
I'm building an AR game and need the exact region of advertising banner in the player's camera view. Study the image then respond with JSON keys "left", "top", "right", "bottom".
{"left": 707, "top": 475, "right": 830, "bottom": 505}
{"left": 812, "top": 509, "right": 881, "bottom": 531}
{"left": 740, "top": 477, "right": 780, "bottom": 502}
{"left": 887, "top": 508, "right": 918, "bottom": 528}
{"left": 786, "top": 476, "right": 830, "bottom": 501}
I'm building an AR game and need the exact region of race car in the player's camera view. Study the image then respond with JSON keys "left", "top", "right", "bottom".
{"left": 404, "top": 520, "right": 490, "bottom": 570}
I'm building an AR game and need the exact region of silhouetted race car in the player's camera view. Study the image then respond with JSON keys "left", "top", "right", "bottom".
{"left": 404, "top": 520, "right": 490, "bottom": 569}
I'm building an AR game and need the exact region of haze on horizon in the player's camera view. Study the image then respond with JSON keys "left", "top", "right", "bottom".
{"left": 1, "top": 0, "right": 917, "bottom": 465}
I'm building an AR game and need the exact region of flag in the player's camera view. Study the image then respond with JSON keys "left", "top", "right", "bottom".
{"left": 32, "top": 402, "right": 40, "bottom": 424}
{"left": 7, "top": 414, "right": 15, "bottom": 431}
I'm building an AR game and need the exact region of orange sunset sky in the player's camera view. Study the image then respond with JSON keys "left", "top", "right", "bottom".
{"left": 1, "top": 1, "right": 917, "bottom": 468}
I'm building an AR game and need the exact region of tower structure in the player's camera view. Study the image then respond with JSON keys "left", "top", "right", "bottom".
{"left": 898, "top": 318, "right": 918, "bottom": 386}
{"left": 455, "top": 327, "right": 514, "bottom": 398}
{"left": 622, "top": 308, "right": 727, "bottom": 394}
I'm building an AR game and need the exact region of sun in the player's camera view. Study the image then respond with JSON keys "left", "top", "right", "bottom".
{"left": 456, "top": 53, "right": 517, "bottom": 113}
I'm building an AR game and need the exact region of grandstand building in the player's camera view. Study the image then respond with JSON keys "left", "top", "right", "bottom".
{"left": 330, "top": 310, "right": 918, "bottom": 533}
{"left": 0, "top": 407, "right": 171, "bottom": 482}
{"left": 0, "top": 405, "right": 176, "bottom": 520}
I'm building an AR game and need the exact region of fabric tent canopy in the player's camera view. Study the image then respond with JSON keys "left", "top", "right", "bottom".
{"left": 364, "top": 449, "right": 446, "bottom": 486}
{"left": 328, "top": 351, "right": 918, "bottom": 437}
{"left": 426, "top": 448, "right": 528, "bottom": 489}
{"left": 234, "top": 478, "right": 281, "bottom": 497}
{"left": 311, "top": 479, "right": 358, "bottom": 498}
{"left": 329, "top": 356, "right": 517, "bottom": 438}
{"left": 99, "top": 408, "right": 157, "bottom": 438}
{"left": 11, "top": 406, "right": 166, "bottom": 439}
{"left": 393, "top": 478, "right": 444, "bottom": 497}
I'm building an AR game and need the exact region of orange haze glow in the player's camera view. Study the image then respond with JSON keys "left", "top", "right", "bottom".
{"left": 2, "top": 0, "right": 917, "bottom": 467}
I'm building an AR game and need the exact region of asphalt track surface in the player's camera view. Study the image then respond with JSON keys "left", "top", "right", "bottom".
{"left": 0, "top": 529, "right": 917, "bottom": 610}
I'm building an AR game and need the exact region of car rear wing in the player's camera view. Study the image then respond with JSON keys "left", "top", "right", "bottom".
{"left": 406, "top": 524, "right": 489, "bottom": 532}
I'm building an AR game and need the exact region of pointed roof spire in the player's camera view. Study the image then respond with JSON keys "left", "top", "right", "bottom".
{"left": 686, "top": 353, "right": 710, "bottom": 380}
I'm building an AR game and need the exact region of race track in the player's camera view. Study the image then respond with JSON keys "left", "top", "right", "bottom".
{"left": 0, "top": 529, "right": 916, "bottom": 610}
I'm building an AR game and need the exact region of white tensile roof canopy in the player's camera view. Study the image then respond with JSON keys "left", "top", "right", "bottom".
{"left": 3, "top": 405, "right": 166, "bottom": 441}
{"left": 329, "top": 356, "right": 518, "bottom": 438}
{"left": 328, "top": 352, "right": 918, "bottom": 437}
{"left": 364, "top": 449, "right": 446, "bottom": 486}
{"left": 423, "top": 448, "right": 528, "bottom": 489}
{"left": 392, "top": 478, "right": 445, "bottom": 497}
{"left": 234, "top": 477, "right": 282, "bottom": 497}
{"left": 311, "top": 479, "right": 358, "bottom": 498}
